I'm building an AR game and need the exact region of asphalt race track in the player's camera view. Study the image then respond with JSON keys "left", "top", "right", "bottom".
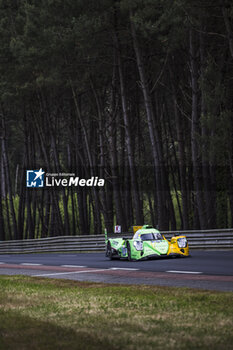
{"left": 0, "top": 251, "right": 233, "bottom": 291}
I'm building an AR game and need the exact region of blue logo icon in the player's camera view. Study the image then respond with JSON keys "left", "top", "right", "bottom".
{"left": 26, "top": 169, "right": 45, "bottom": 187}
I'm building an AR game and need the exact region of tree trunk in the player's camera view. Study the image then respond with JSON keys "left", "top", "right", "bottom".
{"left": 114, "top": 28, "right": 143, "bottom": 225}
{"left": 0, "top": 152, "right": 5, "bottom": 240}
{"left": 107, "top": 57, "right": 127, "bottom": 231}
{"left": 222, "top": 6, "right": 233, "bottom": 59}
{"left": 17, "top": 156, "right": 26, "bottom": 239}
{"left": 189, "top": 28, "right": 207, "bottom": 229}
{"left": 130, "top": 13, "right": 166, "bottom": 229}
{"left": 199, "top": 29, "right": 216, "bottom": 228}
{"left": 1, "top": 114, "right": 18, "bottom": 239}
{"left": 70, "top": 80, "right": 102, "bottom": 233}
{"left": 91, "top": 80, "right": 114, "bottom": 232}
{"left": 170, "top": 67, "right": 189, "bottom": 229}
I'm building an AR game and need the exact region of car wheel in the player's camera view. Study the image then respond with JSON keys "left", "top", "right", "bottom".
{"left": 127, "top": 242, "right": 131, "bottom": 261}
{"left": 106, "top": 241, "right": 113, "bottom": 260}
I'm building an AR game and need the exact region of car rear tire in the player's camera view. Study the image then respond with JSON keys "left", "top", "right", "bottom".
{"left": 127, "top": 242, "right": 132, "bottom": 261}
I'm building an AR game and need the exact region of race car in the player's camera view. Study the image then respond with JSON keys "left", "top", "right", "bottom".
{"left": 105, "top": 225, "right": 189, "bottom": 261}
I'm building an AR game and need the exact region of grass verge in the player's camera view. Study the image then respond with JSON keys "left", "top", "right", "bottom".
{"left": 0, "top": 275, "right": 232, "bottom": 350}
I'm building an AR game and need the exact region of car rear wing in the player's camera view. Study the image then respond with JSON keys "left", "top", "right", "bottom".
{"left": 105, "top": 225, "right": 151, "bottom": 242}
{"left": 132, "top": 226, "right": 143, "bottom": 234}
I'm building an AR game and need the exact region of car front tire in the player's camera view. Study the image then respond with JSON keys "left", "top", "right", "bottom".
{"left": 127, "top": 242, "right": 132, "bottom": 261}
{"left": 106, "top": 241, "right": 113, "bottom": 260}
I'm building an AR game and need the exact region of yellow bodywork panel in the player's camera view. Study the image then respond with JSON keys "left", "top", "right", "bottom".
{"left": 132, "top": 226, "right": 143, "bottom": 234}
{"left": 166, "top": 235, "right": 189, "bottom": 256}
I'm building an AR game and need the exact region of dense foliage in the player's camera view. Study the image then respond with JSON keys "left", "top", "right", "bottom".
{"left": 0, "top": 0, "right": 233, "bottom": 239}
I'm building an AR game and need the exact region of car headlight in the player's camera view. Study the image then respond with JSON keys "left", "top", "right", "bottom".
{"left": 177, "top": 237, "right": 187, "bottom": 248}
{"left": 133, "top": 241, "right": 143, "bottom": 251}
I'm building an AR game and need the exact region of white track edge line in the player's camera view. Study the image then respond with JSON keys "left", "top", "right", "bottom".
{"left": 61, "top": 265, "right": 87, "bottom": 268}
{"left": 109, "top": 267, "right": 139, "bottom": 271}
{"left": 21, "top": 263, "right": 42, "bottom": 266}
{"left": 35, "top": 269, "right": 106, "bottom": 277}
{"left": 166, "top": 270, "right": 202, "bottom": 274}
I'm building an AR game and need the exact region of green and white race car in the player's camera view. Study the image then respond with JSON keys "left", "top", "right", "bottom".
{"left": 105, "top": 225, "right": 189, "bottom": 261}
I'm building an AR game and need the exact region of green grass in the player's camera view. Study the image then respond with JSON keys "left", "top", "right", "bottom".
{"left": 0, "top": 276, "right": 233, "bottom": 350}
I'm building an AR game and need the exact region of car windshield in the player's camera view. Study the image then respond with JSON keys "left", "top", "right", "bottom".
{"left": 140, "top": 233, "right": 163, "bottom": 241}
{"left": 141, "top": 233, "right": 155, "bottom": 241}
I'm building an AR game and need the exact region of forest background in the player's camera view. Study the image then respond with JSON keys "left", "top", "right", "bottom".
{"left": 0, "top": 0, "right": 233, "bottom": 240}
